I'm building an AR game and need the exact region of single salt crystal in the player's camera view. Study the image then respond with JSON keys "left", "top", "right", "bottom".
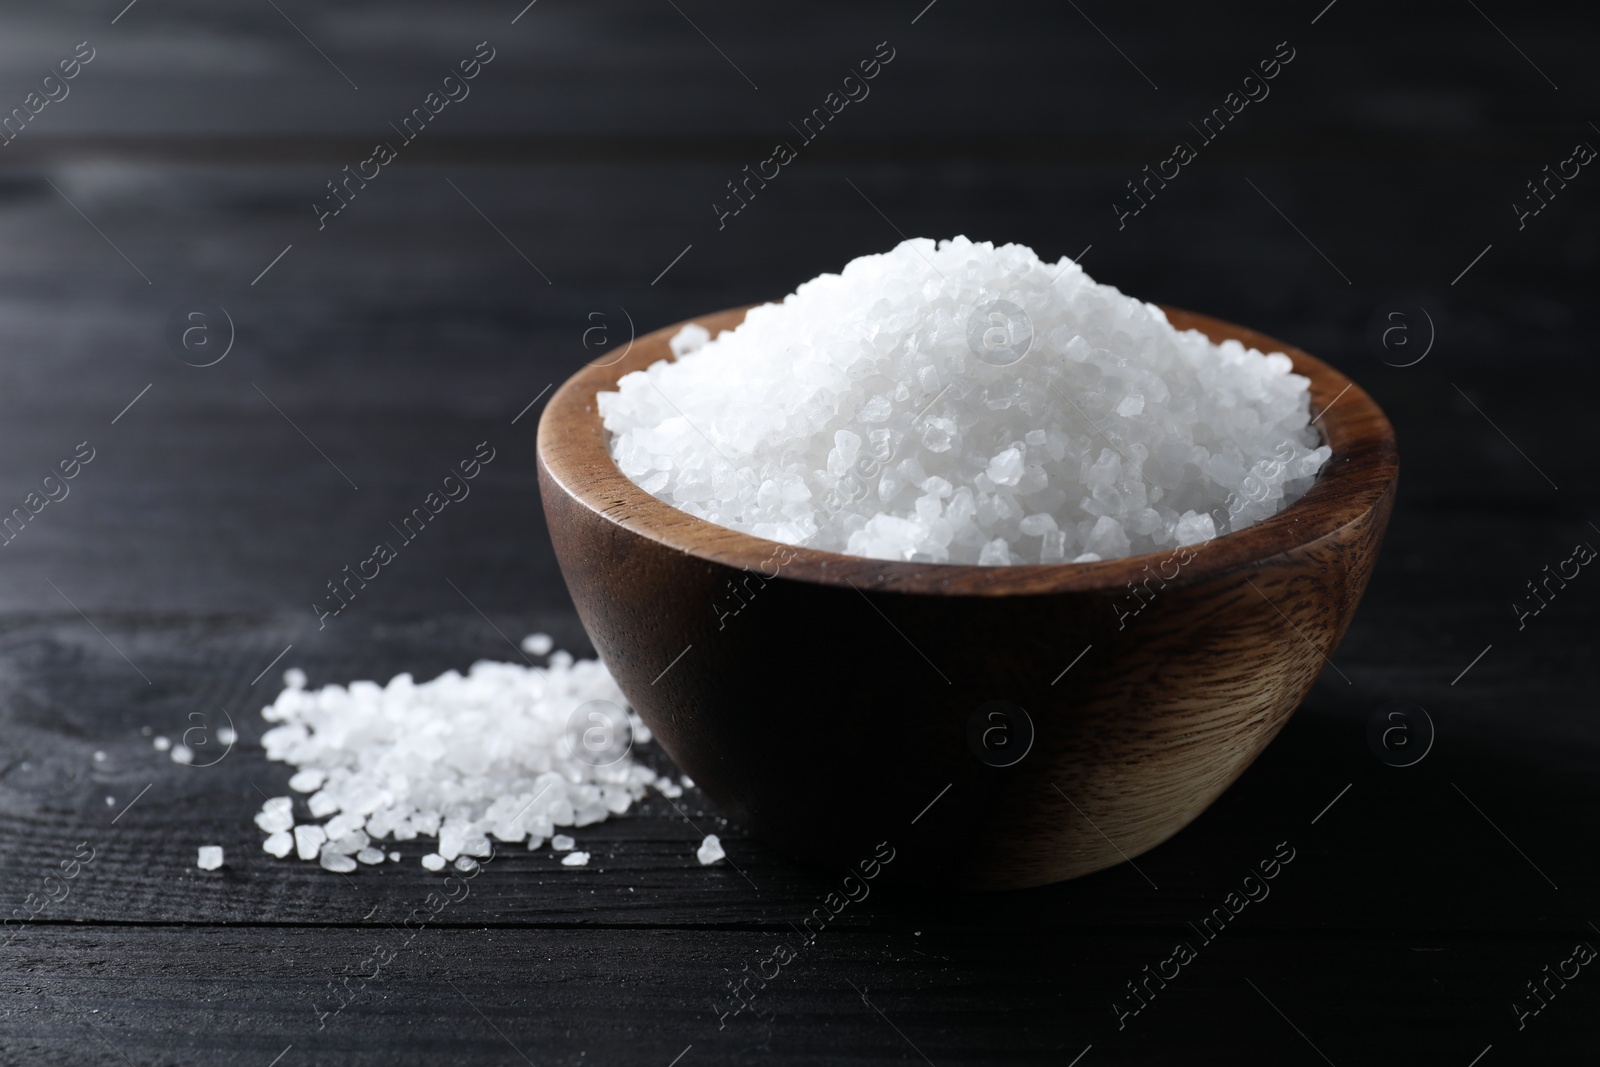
{"left": 217, "top": 726, "right": 239, "bottom": 745}
{"left": 1041, "top": 529, "right": 1068, "bottom": 563}
{"left": 986, "top": 448, "right": 1024, "bottom": 487}
{"left": 263, "top": 831, "right": 294, "bottom": 857}
{"left": 287, "top": 768, "right": 325, "bottom": 793}
{"left": 1174, "top": 510, "right": 1216, "bottom": 547}
{"left": 105, "top": 796, "right": 115, "bottom": 806}
{"left": 170, "top": 744, "right": 194, "bottom": 765}
{"left": 681, "top": 776, "right": 695, "bottom": 789}
{"left": 561, "top": 851, "right": 590, "bottom": 867}
{"left": 551, "top": 834, "right": 576, "bottom": 851}
{"left": 329, "top": 831, "right": 369, "bottom": 856}
{"left": 319, "top": 847, "right": 357, "bottom": 873}
{"left": 454, "top": 856, "right": 479, "bottom": 873}
{"left": 255, "top": 797, "right": 294, "bottom": 834}
{"left": 600, "top": 238, "right": 1330, "bottom": 564}
{"left": 1019, "top": 513, "right": 1057, "bottom": 537}
{"left": 388, "top": 851, "right": 401, "bottom": 862}
{"left": 284, "top": 667, "right": 307, "bottom": 689}
{"left": 421, "top": 853, "right": 446, "bottom": 871}
{"left": 294, "top": 824, "right": 327, "bottom": 861}
{"left": 153, "top": 736, "right": 171, "bottom": 752}
{"left": 978, "top": 539, "right": 1011, "bottom": 566}
{"left": 324, "top": 811, "right": 366, "bottom": 839}
{"left": 438, "top": 823, "right": 466, "bottom": 861}
{"left": 357, "top": 848, "right": 385, "bottom": 865}
{"left": 697, "top": 834, "right": 725, "bottom": 866}
{"left": 197, "top": 846, "right": 224, "bottom": 870}
{"left": 521, "top": 632, "right": 554, "bottom": 656}
{"left": 669, "top": 321, "right": 711, "bottom": 357}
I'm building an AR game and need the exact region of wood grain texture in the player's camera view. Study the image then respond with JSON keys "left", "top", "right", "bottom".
{"left": 538, "top": 306, "right": 1399, "bottom": 888}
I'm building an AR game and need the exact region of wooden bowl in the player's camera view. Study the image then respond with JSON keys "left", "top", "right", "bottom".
{"left": 537, "top": 305, "right": 1398, "bottom": 890}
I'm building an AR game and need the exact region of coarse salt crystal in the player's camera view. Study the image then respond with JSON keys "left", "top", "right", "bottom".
{"left": 561, "top": 851, "right": 590, "bottom": 867}
{"left": 697, "top": 834, "right": 726, "bottom": 866}
{"left": 255, "top": 797, "right": 294, "bottom": 835}
{"left": 520, "top": 632, "right": 554, "bottom": 655}
{"left": 263, "top": 831, "right": 293, "bottom": 858}
{"left": 294, "top": 824, "right": 326, "bottom": 861}
{"left": 319, "top": 848, "right": 357, "bottom": 874}
{"left": 288, "top": 769, "right": 325, "bottom": 793}
{"left": 421, "top": 853, "right": 445, "bottom": 871}
{"left": 551, "top": 834, "right": 576, "bottom": 851}
{"left": 196, "top": 846, "right": 224, "bottom": 871}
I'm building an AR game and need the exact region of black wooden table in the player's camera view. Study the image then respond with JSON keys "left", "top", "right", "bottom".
{"left": 2, "top": 1, "right": 1597, "bottom": 1063}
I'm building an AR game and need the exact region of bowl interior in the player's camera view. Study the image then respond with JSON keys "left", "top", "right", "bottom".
{"left": 540, "top": 304, "right": 1398, "bottom": 597}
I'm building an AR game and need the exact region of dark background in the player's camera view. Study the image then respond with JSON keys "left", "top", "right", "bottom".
{"left": 1, "top": 0, "right": 1596, "bottom": 1063}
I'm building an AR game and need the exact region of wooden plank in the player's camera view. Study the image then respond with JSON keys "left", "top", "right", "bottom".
{"left": 5, "top": 925, "right": 1598, "bottom": 1064}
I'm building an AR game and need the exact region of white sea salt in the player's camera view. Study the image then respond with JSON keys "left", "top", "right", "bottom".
{"left": 255, "top": 640, "right": 657, "bottom": 873}
{"left": 197, "top": 846, "right": 224, "bottom": 870}
{"left": 263, "top": 831, "right": 294, "bottom": 858}
{"left": 170, "top": 743, "right": 194, "bottom": 765}
{"left": 521, "top": 632, "right": 554, "bottom": 655}
{"left": 696, "top": 834, "right": 725, "bottom": 866}
{"left": 255, "top": 796, "right": 294, "bottom": 835}
{"left": 152, "top": 736, "right": 170, "bottom": 752}
{"left": 551, "top": 834, "right": 576, "bottom": 852}
{"left": 319, "top": 847, "right": 357, "bottom": 873}
{"left": 561, "top": 851, "right": 590, "bottom": 867}
{"left": 294, "top": 824, "right": 326, "bottom": 861}
{"left": 217, "top": 726, "right": 239, "bottom": 745}
{"left": 601, "top": 238, "right": 1331, "bottom": 564}
{"left": 357, "top": 847, "right": 385, "bottom": 865}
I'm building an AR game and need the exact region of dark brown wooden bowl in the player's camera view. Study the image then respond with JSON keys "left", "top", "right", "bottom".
{"left": 538, "top": 305, "right": 1398, "bottom": 891}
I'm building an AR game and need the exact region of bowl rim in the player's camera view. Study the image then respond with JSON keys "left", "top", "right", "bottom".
{"left": 537, "top": 303, "right": 1399, "bottom": 597}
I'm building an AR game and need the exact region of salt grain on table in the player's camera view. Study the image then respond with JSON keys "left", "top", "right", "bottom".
{"left": 254, "top": 646, "right": 668, "bottom": 873}
{"left": 696, "top": 834, "right": 725, "bottom": 866}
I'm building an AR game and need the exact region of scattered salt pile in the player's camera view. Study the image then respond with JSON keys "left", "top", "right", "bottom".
{"left": 601, "top": 237, "right": 1331, "bottom": 564}
{"left": 255, "top": 644, "right": 674, "bottom": 873}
